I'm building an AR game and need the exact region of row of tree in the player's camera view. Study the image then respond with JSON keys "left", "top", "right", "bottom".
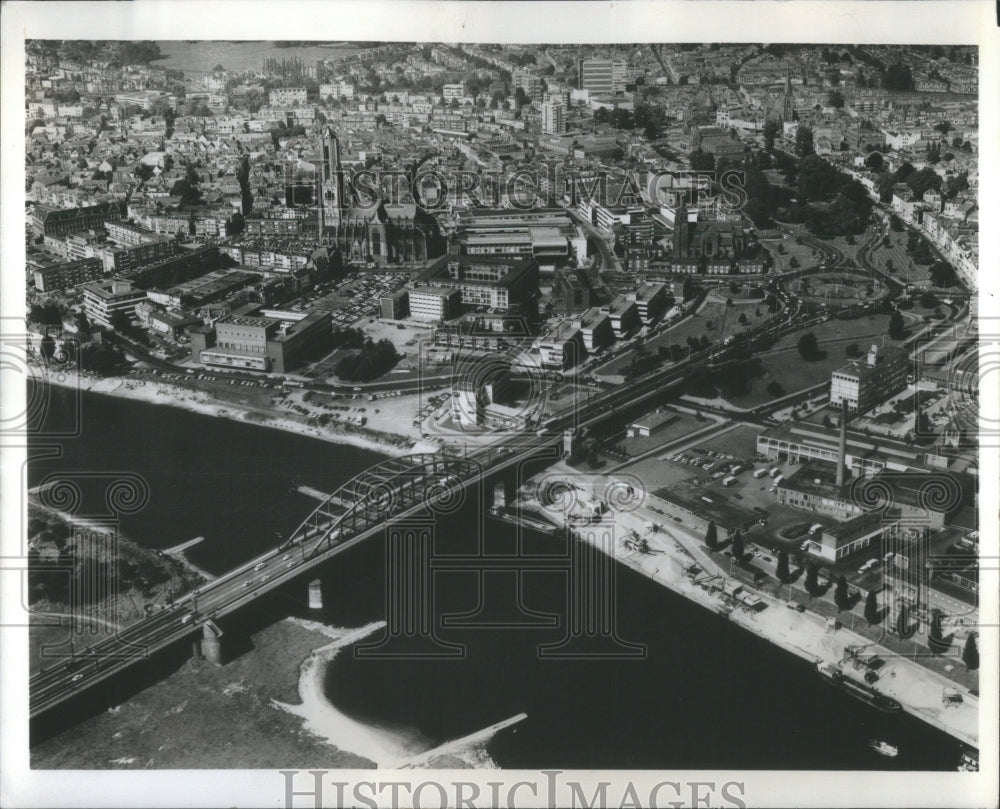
{"left": 702, "top": 520, "right": 980, "bottom": 668}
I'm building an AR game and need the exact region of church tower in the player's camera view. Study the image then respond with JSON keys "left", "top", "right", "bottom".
{"left": 321, "top": 126, "right": 345, "bottom": 232}
{"left": 781, "top": 67, "right": 795, "bottom": 124}
{"left": 673, "top": 197, "right": 689, "bottom": 260}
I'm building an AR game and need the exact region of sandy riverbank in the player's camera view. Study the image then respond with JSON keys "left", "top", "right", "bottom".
{"left": 274, "top": 618, "right": 504, "bottom": 769}
{"left": 272, "top": 620, "right": 425, "bottom": 768}
{"left": 43, "top": 370, "right": 439, "bottom": 458}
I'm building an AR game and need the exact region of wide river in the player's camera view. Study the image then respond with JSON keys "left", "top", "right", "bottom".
{"left": 152, "top": 41, "right": 359, "bottom": 77}
{"left": 28, "top": 384, "right": 965, "bottom": 770}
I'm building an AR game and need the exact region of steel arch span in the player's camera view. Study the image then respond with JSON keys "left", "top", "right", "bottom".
{"left": 288, "top": 453, "right": 483, "bottom": 558}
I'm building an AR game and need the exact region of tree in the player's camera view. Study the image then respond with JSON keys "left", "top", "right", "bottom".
{"left": 688, "top": 150, "right": 715, "bottom": 171}
{"left": 919, "top": 290, "right": 938, "bottom": 308}
{"left": 705, "top": 520, "right": 718, "bottom": 550}
{"left": 864, "top": 151, "right": 885, "bottom": 173}
{"left": 797, "top": 332, "right": 821, "bottom": 361}
{"left": 945, "top": 171, "right": 969, "bottom": 199}
{"left": 930, "top": 261, "right": 957, "bottom": 288}
{"left": 109, "top": 310, "right": 132, "bottom": 334}
{"left": 776, "top": 549, "right": 790, "bottom": 581}
{"left": 766, "top": 381, "right": 784, "bottom": 397}
{"left": 170, "top": 162, "right": 203, "bottom": 205}
{"left": 864, "top": 590, "right": 879, "bottom": 624}
{"left": 834, "top": 575, "right": 849, "bottom": 610}
{"left": 896, "top": 602, "right": 912, "bottom": 638}
{"left": 888, "top": 309, "right": 905, "bottom": 340}
{"left": 29, "top": 301, "right": 65, "bottom": 326}
{"left": 39, "top": 332, "right": 56, "bottom": 361}
{"left": 826, "top": 90, "right": 845, "bottom": 109}
{"left": 731, "top": 531, "right": 744, "bottom": 561}
{"left": 805, "top": 562, "right": 819, "bottom": 594}
{"left": 928, "top": 609, "right": 946, "bottom": 651}
{"left": 795, "top": 125, "right": 815, "bottom": 158}
{"left": 962, "top": 634, "right": 979, "bottom": 670}
{"left": 845, "top": 342, "right": 862, "bottom": 358}
{"left": 762, "top": 119, "right": 779, "bottom": 152}
{"left": 882, "top": 63, "right": 914, "bottom": 91}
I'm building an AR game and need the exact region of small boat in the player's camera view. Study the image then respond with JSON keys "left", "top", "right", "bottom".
{"left": 869, "top": 739, "right": 898, "bottom": 757}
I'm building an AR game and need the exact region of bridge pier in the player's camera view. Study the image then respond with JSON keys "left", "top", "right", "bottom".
{"left": 200, "top": 621, "right": 225, "bottom": 666}
{"left": 308, "top": 578, "right": 324, "bottom": 611}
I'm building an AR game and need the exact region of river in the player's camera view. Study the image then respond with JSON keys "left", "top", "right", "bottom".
{"left": 28, "top": 384, "right": 965, "bottom": 770}
{"left": 151, "top": 41, "right": 359, "bottom": 78}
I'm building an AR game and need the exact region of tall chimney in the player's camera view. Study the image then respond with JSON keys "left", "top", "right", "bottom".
{"left": 836, "top": 399, "right": 848, "bottom": 487}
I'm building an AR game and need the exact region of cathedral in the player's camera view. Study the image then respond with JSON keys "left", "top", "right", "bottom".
{"left": 766, "top": 68, "right": 796, "bottom": 127}
{"left": 317, "top": 127, "right": 444, "bottom": 263}
{"left": 670, "top": 199, "right": 764, "bottom": 274}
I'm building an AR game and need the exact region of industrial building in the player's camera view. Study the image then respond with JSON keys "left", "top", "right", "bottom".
{"left": 756, "top": 420, "right": 946, "bottom": 478}
{"left": 830, "top": 344, "right": 910, "bottom": 414}
{"left": 449, "top": 209, "right": 587, "bottom": 269}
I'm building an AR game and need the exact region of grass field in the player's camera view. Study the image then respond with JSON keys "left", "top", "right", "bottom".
{"left": 866, "top": 229, "right": 932, "bottom": 284}
{"left": 720, "top": 313, "right": 903, "bottom": 408}
{"left": 760, "top": 236, "right": 821, "bottom": 274}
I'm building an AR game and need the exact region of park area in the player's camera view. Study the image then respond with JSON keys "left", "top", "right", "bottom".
{"left": 688, "top": 312, "right": 910, "bottom": 409}
{"left": 593, "top": 291, "right": 780, "bottom": 379}
{"left": 865, "top": 228, "right": 933, "bottom": 285}
{"left": 759, "top": 234, "right": 823, "bottom": 274}
{"left": 787, "top": 272, "right": 888, "bottom": 308}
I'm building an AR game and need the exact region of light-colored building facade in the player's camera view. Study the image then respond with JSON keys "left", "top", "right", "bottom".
{"left": 830, "top": 344, "right": 909, "bottom": 414}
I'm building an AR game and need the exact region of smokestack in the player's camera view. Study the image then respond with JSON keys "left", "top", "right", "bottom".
{"left": 836, "top": 399, "right": 848, "bottom": 487}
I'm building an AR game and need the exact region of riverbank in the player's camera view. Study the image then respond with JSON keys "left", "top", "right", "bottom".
{"left": 273, "top": 620, "right": 424, "bottom": 767}
{"left": 31, "top": 615, "right": 503, "bottom": 769}
{"left": 31, "top": 617, "right": 374, "bottom": 769}
{"left": 26, "top": 500, "right": 205, "bottom": 672}
{"left": 517, "top": 466, "right": 979, "bottom": 750}
{"left": 43, "top": 368, "right": 435, "bottom": 459}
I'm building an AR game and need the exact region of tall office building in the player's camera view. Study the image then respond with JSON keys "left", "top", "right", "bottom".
{"left": 577, "top": 58, "right": 627, "bottom": 94}
{"left": 541, "top": 100, "right": 567, "bottom": 134}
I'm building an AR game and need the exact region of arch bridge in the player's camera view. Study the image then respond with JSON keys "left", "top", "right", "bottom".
{"left": 288, "top": 453, "right": 483, "bottom": 559}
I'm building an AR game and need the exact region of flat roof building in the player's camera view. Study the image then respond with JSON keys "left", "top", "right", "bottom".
{"left": 830, "top": 344, "right": 909, "bottom": 414}
{"left": 420, "top": 255, "right": 539, "bottom": 313}
{"left": 81, "top": 279, "right": 146, "bottom": 328}
{"left": 409, "top": 286, "right": 462, "bottom": 322}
